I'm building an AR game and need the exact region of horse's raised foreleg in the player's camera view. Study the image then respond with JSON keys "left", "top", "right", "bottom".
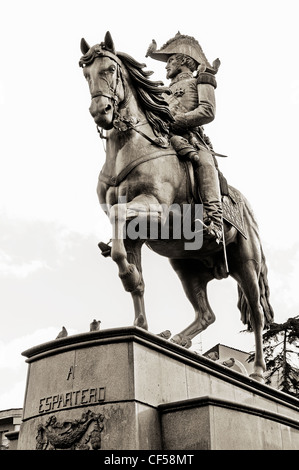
{"left": 109, "top": 197, "right": 159, "bottom": 330}
{"left": 169, "top": 259, "right": 215, "bottom": 348}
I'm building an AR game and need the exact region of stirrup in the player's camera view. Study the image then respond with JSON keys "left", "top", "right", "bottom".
{"left": 194, "top": 218, "right": 223, "bottom": 244}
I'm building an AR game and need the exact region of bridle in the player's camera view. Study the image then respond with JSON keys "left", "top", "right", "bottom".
{"left": 92, "top": 66, "right": 121, "bottom": 142}
{"left": 89, "top": 51, "right": 126, "bottom": 107}
{"left": 89, "top": 50, "right": 169, "bottom": 149}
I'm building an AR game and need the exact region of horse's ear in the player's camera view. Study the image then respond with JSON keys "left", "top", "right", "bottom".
{"left": 80, "top": 38, "right": 90, "bottom": 54}
{"left": 104, "top": 31, "right": 116, "bottom": 54}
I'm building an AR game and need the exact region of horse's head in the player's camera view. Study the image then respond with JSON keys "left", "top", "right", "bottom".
{"left": 79, "top": 32, "right": 125, "bottom": 130}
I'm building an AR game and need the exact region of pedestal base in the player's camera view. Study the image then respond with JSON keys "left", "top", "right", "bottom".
{"left": 18, "top": 327, "right": 299, "bottom": 450}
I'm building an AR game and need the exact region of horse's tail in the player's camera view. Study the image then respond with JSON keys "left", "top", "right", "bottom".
{"left": 238, "top": 248, "right": 274, "bottom": 330}
{"left": 235, "top": 191, "right": 274, "bottom": 330}
{"left": 259, "top": 248, "right": 275, "bottom": 327}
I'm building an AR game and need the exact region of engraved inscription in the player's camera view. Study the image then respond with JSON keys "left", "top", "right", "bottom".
{"left": 67, "top": 365, "right": 75, "bottom": 380}
{"left": 39, "top": 387, "right": 106, "bottom": 413}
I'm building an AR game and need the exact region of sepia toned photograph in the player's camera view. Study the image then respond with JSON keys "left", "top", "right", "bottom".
{"left": 0, "top": 0, "right": 298, "bottom": 454}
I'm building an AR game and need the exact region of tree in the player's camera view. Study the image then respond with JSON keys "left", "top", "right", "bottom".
{"left": 249, "top": 315, "right": 299, "bottom": 397}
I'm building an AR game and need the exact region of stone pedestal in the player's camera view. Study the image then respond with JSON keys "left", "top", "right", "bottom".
{"left": 18, "top": 327, "right": 299, "bottom": 450}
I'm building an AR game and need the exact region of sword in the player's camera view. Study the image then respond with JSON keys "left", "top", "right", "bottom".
{"left": 209, "top": 150, "right": 228, "bottom": 158}
{"left": 190, "top": 131, "right": 228, "bottom": 158}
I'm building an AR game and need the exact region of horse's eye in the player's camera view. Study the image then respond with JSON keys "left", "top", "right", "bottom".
{"left": 108, "top": 66, "right": 116, "bottom": 73}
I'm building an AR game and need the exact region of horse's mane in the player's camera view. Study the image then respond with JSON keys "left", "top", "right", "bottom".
{"left": 79, "top": 45, "right": 174, "bottom": 137}
{"left": 117, "top": 52, "right": 174, "bottom": 136}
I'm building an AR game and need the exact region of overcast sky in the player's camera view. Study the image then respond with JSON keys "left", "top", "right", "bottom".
{"left": 1, "top": 0, "right": 299, "bottom": 410}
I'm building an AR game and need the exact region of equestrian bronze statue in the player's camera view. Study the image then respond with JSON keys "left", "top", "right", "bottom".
{"left": 79, "top": 31, "right": 274, "bottom": 382}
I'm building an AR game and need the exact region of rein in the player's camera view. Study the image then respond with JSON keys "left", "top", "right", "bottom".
{"left": 89, "top": 53, "right": 170, "bottom": 150}
{"left": 112, "top": 114, "right": 170, "bottom": 149}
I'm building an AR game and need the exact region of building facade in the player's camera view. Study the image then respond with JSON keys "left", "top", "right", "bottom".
{"left": 0, "top": 409, "right": 23, "bottom": 450}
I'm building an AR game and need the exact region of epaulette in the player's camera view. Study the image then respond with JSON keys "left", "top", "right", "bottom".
{"left": 196, "top": 72, "right": 217, "bottom": 89}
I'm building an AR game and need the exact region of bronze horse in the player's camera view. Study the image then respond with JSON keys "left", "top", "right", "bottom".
{"left": 79, "top": 32, "right": 274, "bottom": 381}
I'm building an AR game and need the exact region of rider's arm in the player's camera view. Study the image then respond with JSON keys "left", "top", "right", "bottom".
{"left": 171, "top": 72, "right": 217, "bottom": 131}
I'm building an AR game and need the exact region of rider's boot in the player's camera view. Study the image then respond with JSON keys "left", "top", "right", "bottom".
{"left": 170, "top": 136, "right": 223, "bottom": 243}
{"left": 193, "top": 151, "right": 223, "bottom": 244}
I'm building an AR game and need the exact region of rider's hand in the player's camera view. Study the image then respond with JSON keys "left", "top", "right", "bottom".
{"left": 170, "top": 113, "right": 188, "bottom": 133}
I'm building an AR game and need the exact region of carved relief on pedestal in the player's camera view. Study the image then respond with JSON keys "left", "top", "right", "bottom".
{"left": 36, "top": 409, "right": 104, "bottom": 450}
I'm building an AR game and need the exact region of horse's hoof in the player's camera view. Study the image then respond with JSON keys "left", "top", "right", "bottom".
{"left": 134, "top": 314, "right": 148, "bottom": 329}
{"left": 157, "top": 330, "right": 171, "bottom": 339}
{"left": 181, "top": 336, "right": 192, "bottom": 348}
{"left": 249, "top": 373, "right": 265, "bottom": 383}
{"left": 170, "top": 334, "right": 192, "bottom": 349}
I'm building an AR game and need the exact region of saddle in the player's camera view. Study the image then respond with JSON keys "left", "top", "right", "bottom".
{"left": 98, "top": 167, "right": 246, "bottom": 258}
{"left": 222, "top": 187, "right": 247, "bottom": 239}
{"left": 184, "top": 160, "right": 247, "bottom": 239}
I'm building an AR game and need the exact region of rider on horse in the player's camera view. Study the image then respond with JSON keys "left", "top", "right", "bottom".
{"left": 146, "top": 32, "right": 225, "bottom": 244}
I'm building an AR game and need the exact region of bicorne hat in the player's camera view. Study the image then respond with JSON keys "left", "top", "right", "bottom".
{"left": 146, "top": 32, "right": 220, "bottom": 74}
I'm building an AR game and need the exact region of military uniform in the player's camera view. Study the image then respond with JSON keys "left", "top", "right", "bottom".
{"left": 146, "top": 33, "right": 223, "bottom": 243}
